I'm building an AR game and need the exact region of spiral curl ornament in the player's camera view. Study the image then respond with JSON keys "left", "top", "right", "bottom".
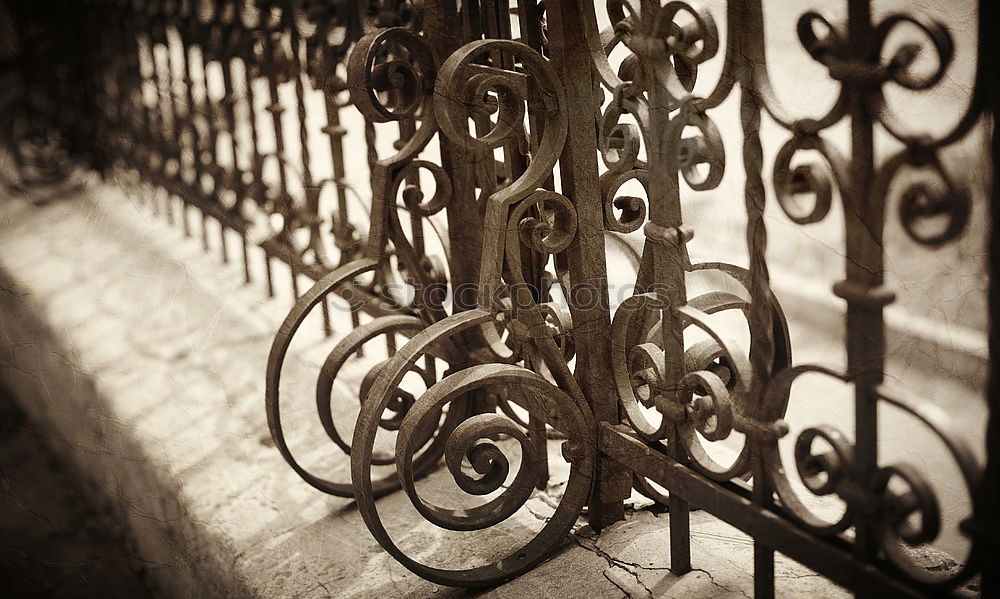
{"left": 793, "top": 425, "right": 855, "bottom": 499}
{"left": 653, "top": 1, "right": 719, "bottom": 94}
{"left": 392, "top": 364, "right": 594, "bottom": 570}
{"left": 313, "top": 315, "right": 438, "bottom": 477}
{"left": 874, "top": 149, "right": 970, "bottom": 248}
{"left": 444, "top": 414, "right": 528, "bottom": 496}
{"left": 897, "top": 183, "right": 970, "bottom": 248}
{"left": 760, "top": 365, "right": 982, "bottom": 590}
{"left": 611, "top": 262, "right": 793, "bottom": 481}
{"left": 873, "top": 463, "right": 941, "bottom": 547}
{"left": 680, "top": 369, "right": 733, "bottom": 443}
{"left": 796, "top": 9, "right": 952, "bottom": 90}
{"left": 511, "top": 190, "right": 577, "bottom": 256}
{"left": 352, "top": 311, "right": 595, "bottom": 587}
{"left": 875, "top": 13, "right": 953, "bottom": 92}
{"left": 601, "top": 169, "right": 648, "bottom": 234}
{"left": 265, "top": 259, "right": 381, "bottom": 496}
{"left": 266, "top": 13, "right": 458, "bottom": 493}
{"left": 434, "top": 39, "right": 561, "bottom": 158}
{"left": 874, "top": 388, "right": 982, "bottom": 588}
{"left": 433, "top": 38, "right": 568, "bottom": 321}
{"left": 757, "top": 366, "right": 858, "bottom": 535}
{"left": 344, "top": 24, "right": 456, "bottom": 319}
{"left": 600, "top": 104, "right": 644, "bottom": 174}
{"left": 611, "top": 293, "right": 672, "bottom": 442}
{"left": 668, "top": 102, "right": 725, "bottom": 191}
{"left": 796, "top": 12, "right": 848, "bottom": 71}
{"left": 794, "top": 7, "right": 978, "bottom": 149}
{"left": 539, "top": 301, "right": 576, "bottom": 362}
{"left": 611, "top": 0, "right": 720, "bottom": 105}
{"left": 348, "top": 27, "right": 434, "bottom": 123}
{"left": 597, "top": 90, "right": 650, "bottom": 233}
{"left": 773, "top": 133, "right": 848, "bottom": 226}
{"left": 673, "top": 305, "right": 752, "bottom": 480}
{"left": 394, "top": 159, "right": 452, "bottom": 217}
{"left": 398, "top": 390, "right": 541, "bottom": 531}
{"left": 468, "top": 71, "right": 530, "bottom": 152}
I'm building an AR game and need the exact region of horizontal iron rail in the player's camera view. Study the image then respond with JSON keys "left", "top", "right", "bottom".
{"left": 599, "top": 424, "right": 966, "bottom": 599}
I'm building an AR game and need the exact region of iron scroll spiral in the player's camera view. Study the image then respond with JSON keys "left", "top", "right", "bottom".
{"left": 588, "top": 0, "right": 987, "bottom": 590}
{"left": 763, "top": 6, "right": 985, "bottom": 588}
{"left": 350, "top": 38, "right": 596, "bottom": 587}
{"left": 265, "top": 25, "right": 454, "bottom": 497}
{"left": 351, "top": 311, "right": 596, "bottom": 587}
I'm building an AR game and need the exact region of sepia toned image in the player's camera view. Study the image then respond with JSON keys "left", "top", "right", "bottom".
{"left": 0, "top": 0, "right": 996, "bottom": 597}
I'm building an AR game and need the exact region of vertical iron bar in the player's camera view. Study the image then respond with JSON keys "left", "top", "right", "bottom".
{"left": 545, "top": 0, "right": 627, "bottom": 531}
{"left": 139, "top": 29, "right": 165, "bottom": 216}
{"left": 242, "top": 235, "right": 252, "bottom": 284}
{"left": 840, "top": 0, "right": 882, "bottom": 572}
{"left": 158, "top": 16, "right": 188, "bottom": 236}
{"left": 175, "top": 22, "right": 211, "bottom": 253}
{"left": 637, "top": 0, "right": 695, "bottom": 572}
{"left": 408, "top": 0, "right": 479, "bottom": 328}
{"left": 220, "top": 222, "right": 229, "bottom": 263}
{"left": 528, "top": 411, "right": 550, "bottom": 491}
{"left": 981, "top": 0, "right": 1000, "bottom": 593}
{"left": 182, "top": 202, "right": 191, "bottom": 236}
{"left": 259, "top": 12, "right": 295, "bottom": 298}
{"left": 319, "top": 59, "right": 354, "bottom": 261}
{"left": 162, "top": 19, "right": 187, "bottom": 237}
{"left": 201, "top": 210, "right": 210, "bottom": 251}
{"left": 668, "top": 493, "right": 691, "bottom": 574}
{"left": 740, "top": 1, "right": 776, "bottom": 596}
{"left": 320, "top": 297, "right": 332, "bottom": 337}
{"left": 265, "top": 255, "right": 275, "bottom": 298}
{"left": 240, "top": 29, "right": 272, "bottom": 296}
{"left": 220, "top": 48, "right": 246, "bottom": 266}
{"left": 191, "top": 16, "right": 226, "bottom": 261}
{"left": 287, "top": 3, "right": 315, "bottom": 304}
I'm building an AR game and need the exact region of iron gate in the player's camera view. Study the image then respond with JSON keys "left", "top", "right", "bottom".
{"left": 7, "top": 0, "right": 999, "bottom": 596}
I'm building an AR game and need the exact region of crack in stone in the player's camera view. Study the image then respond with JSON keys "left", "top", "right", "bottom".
{"left": 691, "top": 567, "right": 751, "bottom": 599}
{"left": 602, "top": 565, "right": 645, "bottom": 599}
{"left": 572, "top": 528, "right": 670, "bottom": 572}
{"left": 571, "top": 530, "right": 658, "bottom": 599}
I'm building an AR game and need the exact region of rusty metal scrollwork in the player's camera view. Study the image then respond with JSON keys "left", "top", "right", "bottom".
{"left": 265, "top": 21, "right": 455, "bottom": 497}
{"left": 586, "top": 0, "right": 991, "bottom": 594}
{"left": 349, "top": 37, "right": 597, "bottom": 587}
{"left": 21, "top": 0, "right": 999, "bottom": 594}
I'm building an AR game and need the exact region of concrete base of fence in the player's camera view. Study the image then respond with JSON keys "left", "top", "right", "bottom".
{"left": 0, "top": 179, "right": 974, "bottom": 598}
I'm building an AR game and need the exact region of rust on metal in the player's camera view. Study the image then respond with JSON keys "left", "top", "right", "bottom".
{"left": 6, "top": 0, "right": 997, "bottom": 596}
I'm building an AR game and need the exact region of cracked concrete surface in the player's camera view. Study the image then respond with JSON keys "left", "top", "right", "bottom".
{"left": 0, "top": 177, "right": 979, "bottom": 598}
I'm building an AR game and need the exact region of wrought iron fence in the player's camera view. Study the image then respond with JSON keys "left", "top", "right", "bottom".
{"left": 6, "top": 0, "right": 999, "bottom": 596}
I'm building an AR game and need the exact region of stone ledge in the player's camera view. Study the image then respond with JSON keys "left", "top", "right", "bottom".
{"left": 0, "top": 180, "right": 964, "bottom": 598}
{"left": 0, "top": 192, "right": 258, "bottom": 598}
